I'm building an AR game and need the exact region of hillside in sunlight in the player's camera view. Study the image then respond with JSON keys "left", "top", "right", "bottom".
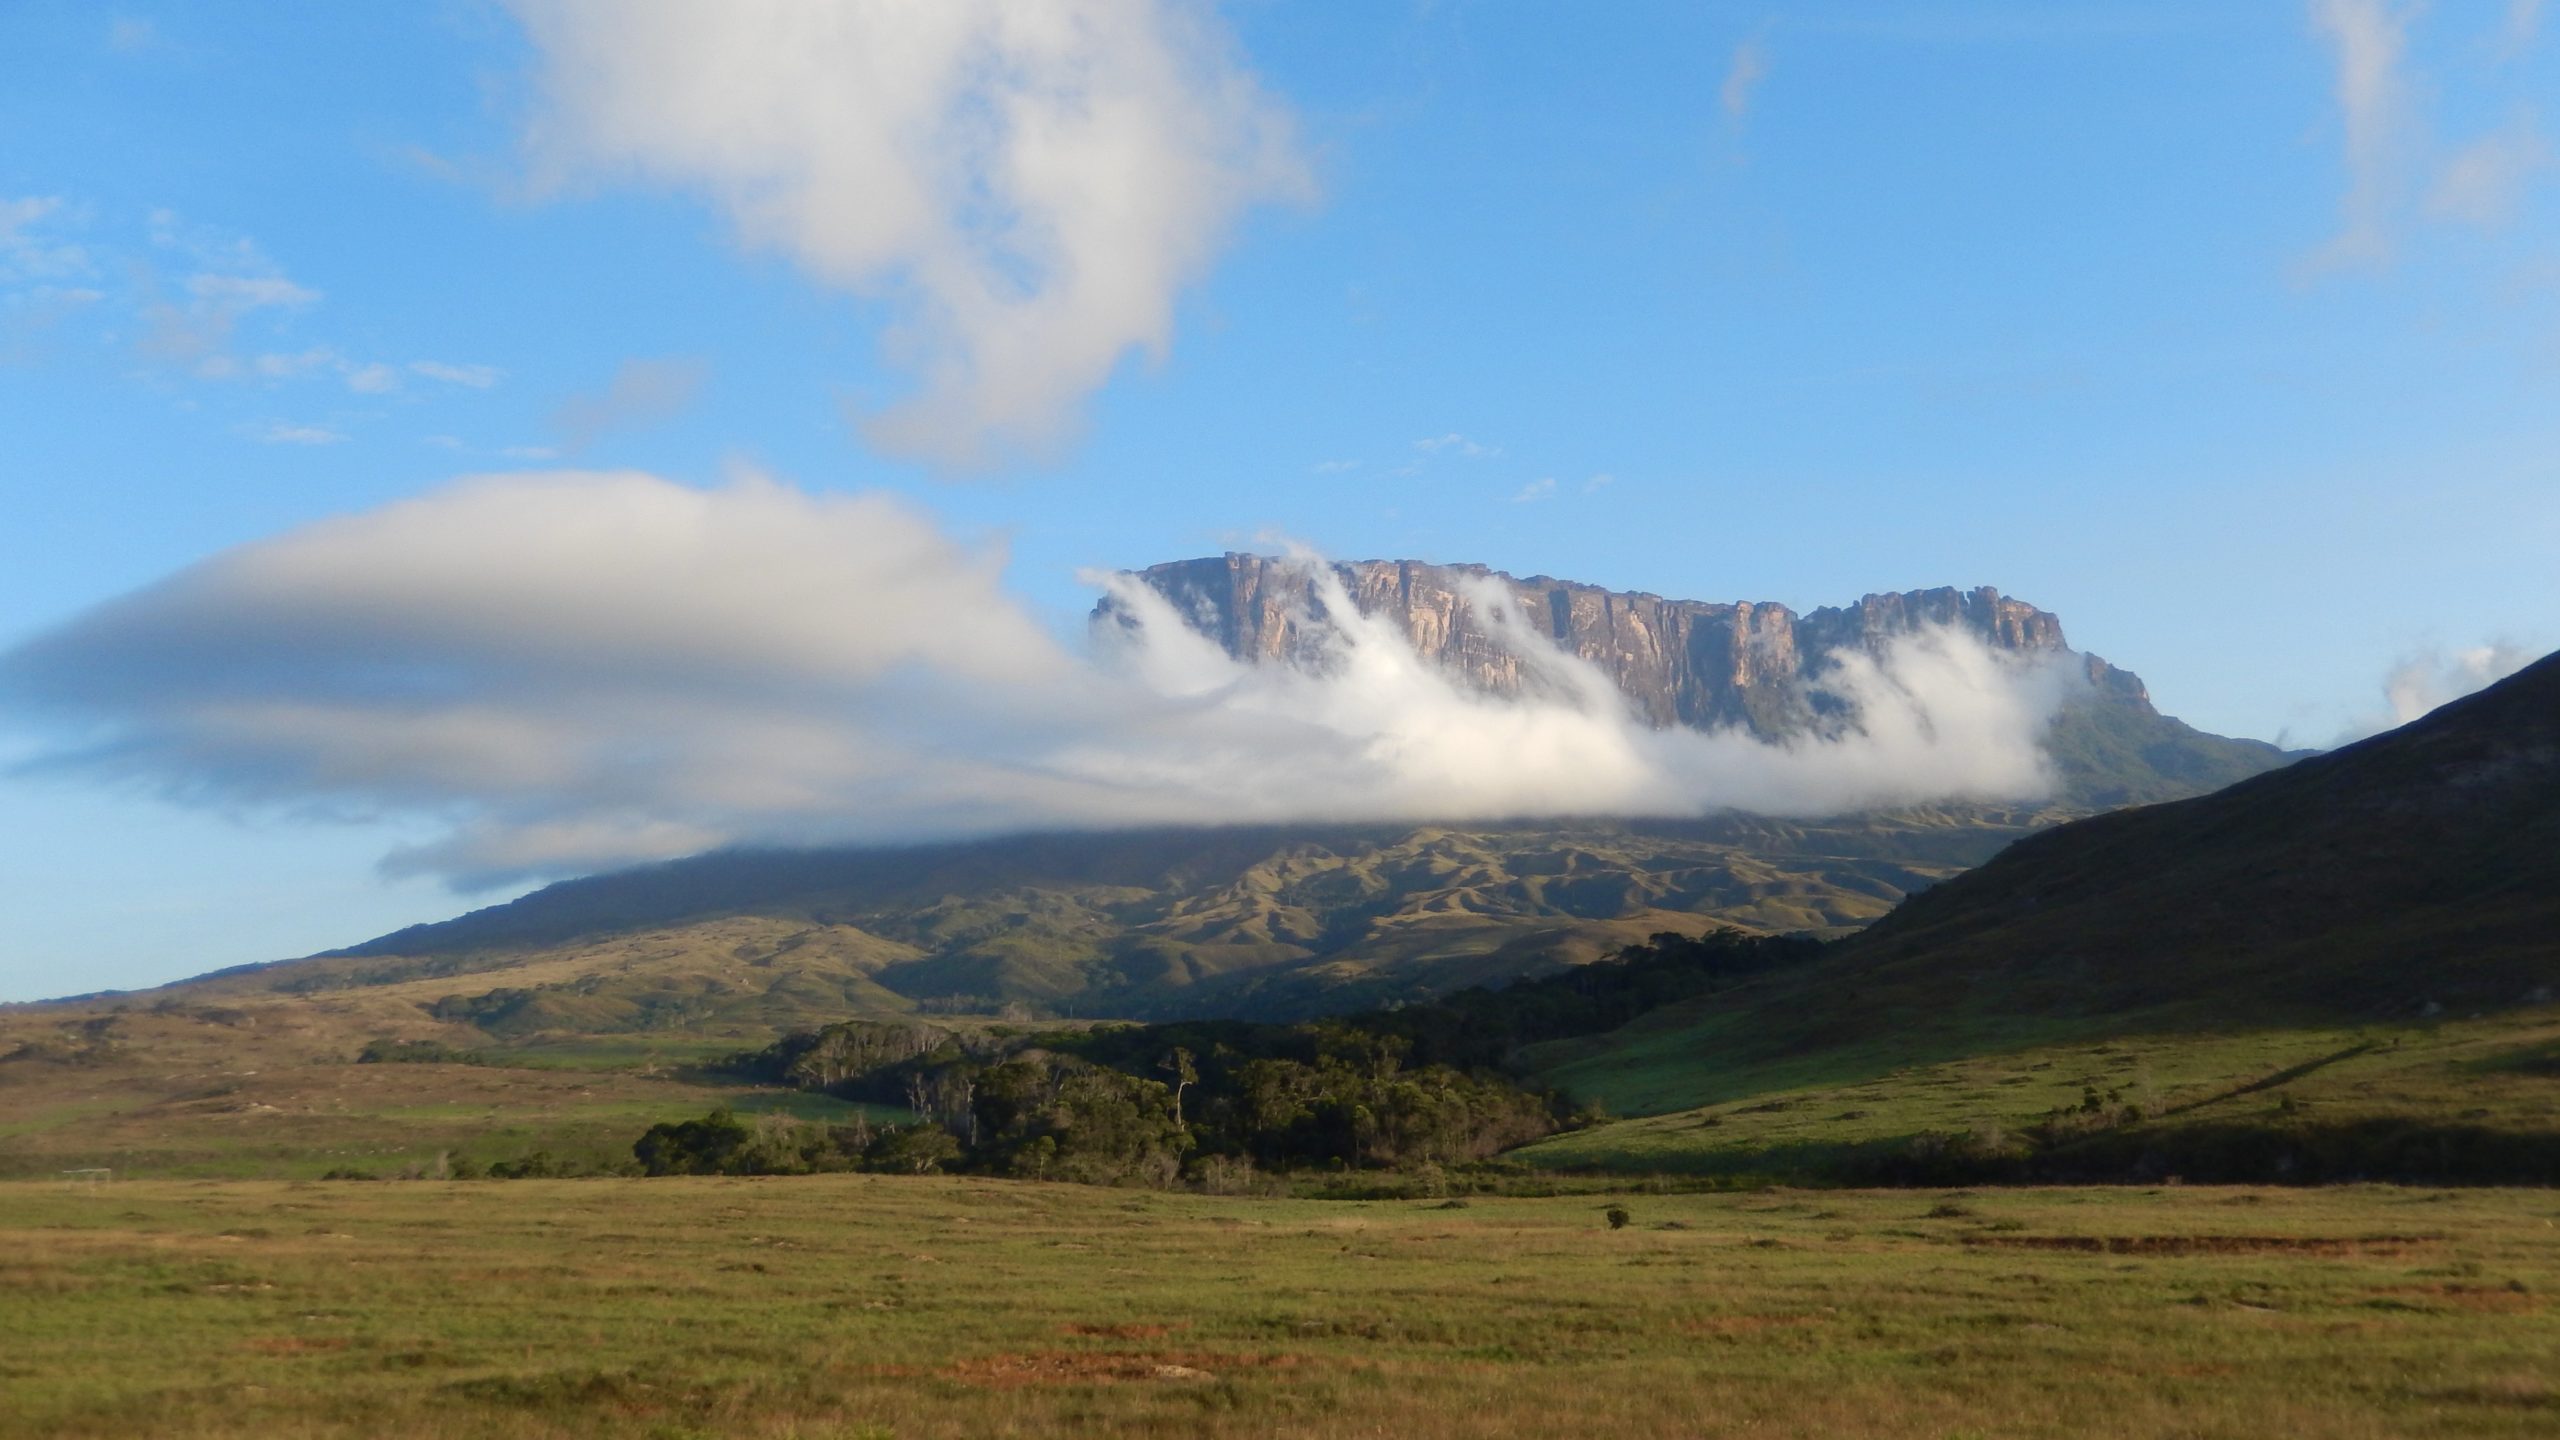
{"left": 149, "top": 808, "right": 2068, "bottom": 1036}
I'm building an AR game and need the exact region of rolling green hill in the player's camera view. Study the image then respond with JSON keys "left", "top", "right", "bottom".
{"left": 1517, "top": 651, "right": 2560, "bottom": 1181}
{"left": 159, "top": 807, "right": 2067, "bottom": 1037}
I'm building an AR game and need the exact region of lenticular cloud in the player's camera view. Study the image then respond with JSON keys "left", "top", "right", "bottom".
{"left": 0, "top": 472, "right": 2076, "bottom": 887}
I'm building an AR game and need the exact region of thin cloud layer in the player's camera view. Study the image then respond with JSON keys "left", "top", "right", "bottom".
{"left": 1720, "top": 38, "right": 1768, "bottom": 121}
{"left": 0, "top": 473, "right": 2076, "bottom": 888}
{"left": 509, "top": 0, "right": 1312, "bottom": 469}
{"left": 2308, "top": 0, "right": 2414, "bottom": 268}
{"left": 2304, "top": 0, "right": 2552, "bottom": 265}
{"left": 2429, "top": 119, "right": 2550, "bottom": 226}
{"left": 2505, "top": 0, "right": 2547, "bottom": 57}
{"left": 550, "top": 358, "right": 706, "bottom": 450}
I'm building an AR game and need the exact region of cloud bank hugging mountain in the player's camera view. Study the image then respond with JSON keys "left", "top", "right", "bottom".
{"left": 0, "top": 472, "right": 2077, "bottom": 886}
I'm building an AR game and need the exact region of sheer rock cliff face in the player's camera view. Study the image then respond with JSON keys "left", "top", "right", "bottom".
{"left": 1099, "top": 553, "right": 2157, "bottom": 741}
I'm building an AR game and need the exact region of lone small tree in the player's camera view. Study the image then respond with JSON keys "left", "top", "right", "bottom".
{"left": 1160, "top": 1047, "right": 1198, "bottom": 1128}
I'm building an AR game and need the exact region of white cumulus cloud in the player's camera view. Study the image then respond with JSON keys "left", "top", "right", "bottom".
{"left": 2328, "top": 641, "right": 2540, "bottom": 743}
{"left": 507, "top": 0, "right": 1312, "bottom": 469}
{"left": 2383, "top": 644, "right": 2536, "bottom": 725}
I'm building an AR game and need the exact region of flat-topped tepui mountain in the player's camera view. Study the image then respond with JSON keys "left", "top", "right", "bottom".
{"left": 17, "top": 559, "right": 2310, "bottom": 1048}
{"left": 1105, "top": 555, "right": 2298, "bottom": 807}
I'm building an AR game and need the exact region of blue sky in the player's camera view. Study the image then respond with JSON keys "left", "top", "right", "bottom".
{"left": 3, "top": 1, "right": 2556, "bottom": 1000}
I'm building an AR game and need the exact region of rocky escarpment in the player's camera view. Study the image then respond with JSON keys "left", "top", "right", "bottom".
{"left": 1105, "top": 555, "right": 2137, "bottom": 734}
{"left": 1099, "top": 555, "right": 2290, "bottom": 808}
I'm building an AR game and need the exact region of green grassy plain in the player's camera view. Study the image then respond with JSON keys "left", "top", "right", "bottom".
{"left": 5, "top": 1177, "right": 2556, "bottom": 1439}
{"left": 0, "top": 994, "right": 919, "bottom": 1181}
{"left": 1521, "top": 1008, "right": 2560, "bottom": 1178}
{"left": 0, "top": 1043, "right": 905, "bottom": 1182}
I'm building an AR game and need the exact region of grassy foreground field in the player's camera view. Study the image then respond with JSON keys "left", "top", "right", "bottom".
{"left": 1519, "top": 1008, "right": 2560, "bottom": 1180}
{"left": 0, "top": 1000, "right": 918, "bottom": 1181}
{"left": 5, "top": 1177, "right": 2556, "bottom": 1439}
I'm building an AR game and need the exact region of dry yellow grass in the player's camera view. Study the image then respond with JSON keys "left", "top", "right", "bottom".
{"left": 0, "top": 1000, "right": 873, "bottom": 1179}
{"left": 5, "top": 1176, "right": 2556, "bottom": 1438}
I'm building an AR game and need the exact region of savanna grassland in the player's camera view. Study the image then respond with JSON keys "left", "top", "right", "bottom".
{"left": 0, "top": 1000, "right": 905, "bottom": 1181}
{"left": 1520, "top": 1007, "right": 2560, "bottom": 1181}
{"left": 5, "top": 1176, "right": 2557, "bottom": 1440}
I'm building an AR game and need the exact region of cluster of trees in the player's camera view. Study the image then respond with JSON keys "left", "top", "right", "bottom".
{"left": 640, "top": 1030, "right": 1554, "bottom": 1185}
{"left": 631, "top": 1109, "right": 960, "bottom": 1179}
{"left": 648, "top": 928, "right": 1820, "bottom": 1187}
{"left": 739, "top": 1020, "right": 945, "bottom": 1091}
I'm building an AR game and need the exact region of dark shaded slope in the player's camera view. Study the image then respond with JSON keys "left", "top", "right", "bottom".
{"left": 1517, "top": 656, "right": 2560, "bottom": 1179}
{"left": 1837, "top": 648, "right": 2560, "bottom": 1022}
{"left": 1531, "top": 651, "right": 2560, "bottom": 1119}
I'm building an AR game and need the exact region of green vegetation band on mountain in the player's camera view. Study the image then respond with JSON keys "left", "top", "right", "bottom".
{"left": 632, "top": 929, "right": 1819, "bottom": 1186}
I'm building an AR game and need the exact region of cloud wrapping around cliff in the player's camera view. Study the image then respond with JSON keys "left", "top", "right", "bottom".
{"left": 0, "top": 472, "right": 2073, "bottom": 887}
{"left": 508, "top": 0, "right": 1310, "bottom": 468}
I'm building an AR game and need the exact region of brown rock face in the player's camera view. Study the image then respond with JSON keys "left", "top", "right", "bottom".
{"left": 1098, "top": 553, "right": 2154, "bottom": 740}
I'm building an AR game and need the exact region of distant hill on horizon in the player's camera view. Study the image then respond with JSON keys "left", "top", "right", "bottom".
{"left": 151, "top": 808, "right": 2054, "bottom": 1032}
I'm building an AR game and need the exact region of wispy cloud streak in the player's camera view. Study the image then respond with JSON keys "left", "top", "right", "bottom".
{"left": 2307, "top": 0, "right": 2414, "bottom": 269}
